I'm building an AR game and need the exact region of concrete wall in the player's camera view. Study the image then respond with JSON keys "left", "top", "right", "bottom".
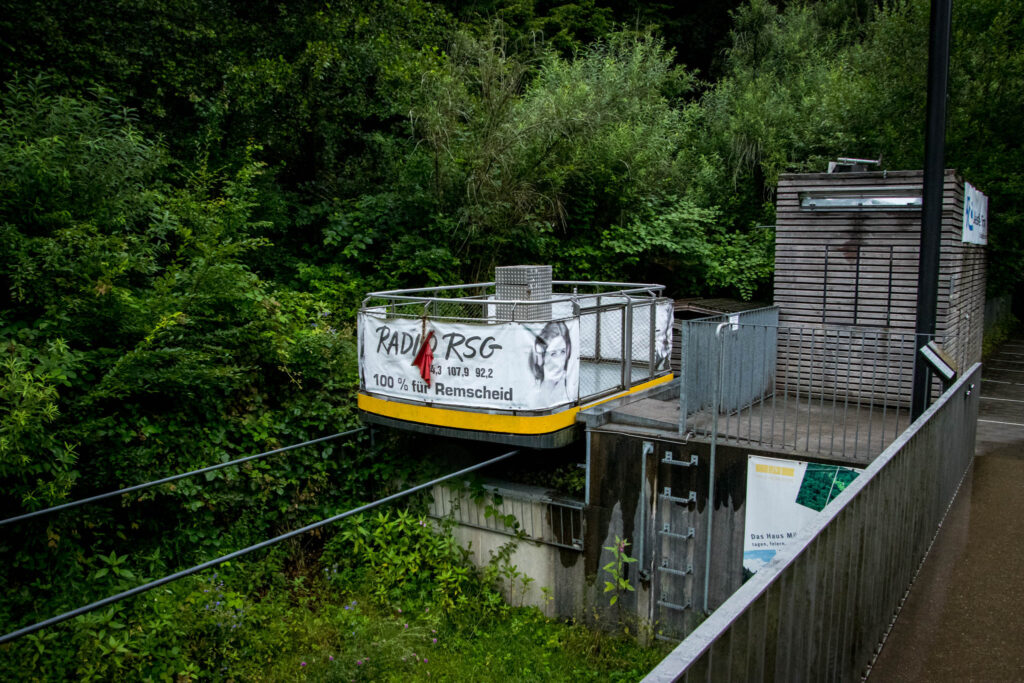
{"left": 427, "top": 428, "right": 862, "bottom": 637}
{"left": 445, "top": 525, "right": 586, "bottom": 617}
{"left": 429, "top": 482, "right": 586, "bottom": 618}
{"left": 585, "top": 431, "right": 748, "bottom": 629}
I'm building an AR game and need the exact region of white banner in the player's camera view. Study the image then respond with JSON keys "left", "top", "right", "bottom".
{"left": 359, "top": 313, "right": 580, "bottom": 411}
{"left": 962, "top": 181, "right": 989, "bottom": 245}
{"left": 743, "top": 456, "right": 861, "bottom": 575}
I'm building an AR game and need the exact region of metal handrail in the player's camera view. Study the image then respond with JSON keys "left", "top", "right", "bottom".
{"left": 359, "top": 281, "right": 674, "bottom": 411}
{"left": 361, "top": 280, "right": 664, "bottom": 309}
{"left": 685, "top": 304, "right": 780, "bottom": 323}
{"left": 643, "top": 365, "right": 980, "bottom": 681}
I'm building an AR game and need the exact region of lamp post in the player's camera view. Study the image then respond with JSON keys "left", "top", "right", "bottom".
{"left": 912, "top": 0, "right": 953, "bottom": 419}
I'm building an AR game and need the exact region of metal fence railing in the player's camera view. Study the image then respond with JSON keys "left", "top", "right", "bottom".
{"left": 679, "top": 320, "right": 943, "bottom": 463}
{"left": 579, "top": 300, "right": 627, "bottom": 400}
{"left": 643, "top": 363, "right": 981, "bottom": 682}
{"left": 362, "top": 281, "right": 666, "bottom": 323}
{"left": 361, "top": 280, "right": 673, "bottom": 412}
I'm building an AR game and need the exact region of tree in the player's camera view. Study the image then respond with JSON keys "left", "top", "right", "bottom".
{"left": 401, "top": 30, "right": 698, "bottom": 281}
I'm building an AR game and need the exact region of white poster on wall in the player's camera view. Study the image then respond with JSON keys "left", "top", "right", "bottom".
{"left": 359, "top": 312, "right": 580, "bottom": 411}
{"left": 743, "top": 455, "right": 862, "bottom": 575}
{"left": 962, "top": 181, "right": 989, "bottom": 245}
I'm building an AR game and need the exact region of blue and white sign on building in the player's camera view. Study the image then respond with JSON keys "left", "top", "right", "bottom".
{"left": 962, "top": 181, "right": 988, "bottom": 245}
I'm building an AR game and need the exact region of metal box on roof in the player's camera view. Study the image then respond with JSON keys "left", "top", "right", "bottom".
{"left": 495, "top": 264, "right": 553, "bottom": 321}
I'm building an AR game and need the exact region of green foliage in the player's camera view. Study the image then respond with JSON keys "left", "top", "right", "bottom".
{"left": 327, "top": 509, "right": 474, "bottom": 607}
{"left": 524, "top": 462, "right": 587, "bottom": 498}
{"left": 405, "top": 29, "right": 698, "bottom": 280}
{"left": 4, "top": 566, "right": 668, "bottom": 681}
{"left": 0, "top": 334, "right": 80, "bottom": 507}
{"left": 983, "top": 314, "right": 1020, "bottom": 361}
{"left": 695, "top": 0, "right": 1024, "bottom": 295}
{"left": 4, "top": 498, "right": 665, "bottom": 679}
{"left": 0, "top": 80, "right": 381, "bottom": 654}
{"left": 597, "top": 196, "right": 774, "bottom": 299}
{"left": 602, "top": 535, "right": 637, "bottom": 607}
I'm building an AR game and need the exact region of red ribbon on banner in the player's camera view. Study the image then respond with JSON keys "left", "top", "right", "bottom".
{"left": 412, "top": 330, "right": 435, "bottom": 386}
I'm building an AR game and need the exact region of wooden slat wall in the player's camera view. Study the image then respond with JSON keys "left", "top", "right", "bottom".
{"left": 774, "top": 170, "right": 986, "bottom": 406}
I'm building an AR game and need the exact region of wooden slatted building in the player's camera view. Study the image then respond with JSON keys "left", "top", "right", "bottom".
{"left": 774, "top": 169, "right": 986, "bottom": 406}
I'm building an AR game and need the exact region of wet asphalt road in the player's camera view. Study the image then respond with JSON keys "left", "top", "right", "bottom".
{"left": 869, "top": 337, "right": 1024, "bottom": 681}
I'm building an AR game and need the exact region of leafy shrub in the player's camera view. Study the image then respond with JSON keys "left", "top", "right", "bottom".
{"left": 325, "top": 508, "right": 474, "bottom": 608}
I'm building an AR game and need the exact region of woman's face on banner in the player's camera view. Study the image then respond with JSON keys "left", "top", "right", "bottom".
{"left": 544, "top": 335, "right": 567, "bottom": 383}
{"left": 655, "top": 305, "right": 672, "bottom": 359}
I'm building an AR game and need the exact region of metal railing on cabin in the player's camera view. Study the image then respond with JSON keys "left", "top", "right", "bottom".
{"left": 361, "top": 281, "right": 666, "bottom": 322}
{"left": 360, "top": 281, "right": 674, "bottom": 407}
{"left": 679, "top": 316, "right": 943, "bottom": 463}
{"left": 644, "top": 364, "right": 981, "bottom": 682}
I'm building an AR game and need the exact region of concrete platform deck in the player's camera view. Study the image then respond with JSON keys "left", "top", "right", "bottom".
{"left": 605, "top": 390, "right": 910, "bottom": 465}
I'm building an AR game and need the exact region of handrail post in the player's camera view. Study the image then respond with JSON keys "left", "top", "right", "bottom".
{"left": 678, "top": 322, "right": 690, "bottom": 434}
{"left": 648, "top": 300, "right": 656, "bottom": 380}
{"left": 623, "top": 299, "right": 634, "bottom": 390}
{"left": 704, "top": 322, "right": 729, "bottom": 613}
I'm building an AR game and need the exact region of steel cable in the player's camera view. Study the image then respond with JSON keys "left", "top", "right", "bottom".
{"left": 0, "top": 449, "right": 518, "bottom": 644}
{"left": 0, "top": 427, "right": 367, "bottom": 528}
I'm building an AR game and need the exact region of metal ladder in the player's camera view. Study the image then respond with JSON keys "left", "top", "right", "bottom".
{"left": 653, "top": 449, "right": 699, "bottom": 642}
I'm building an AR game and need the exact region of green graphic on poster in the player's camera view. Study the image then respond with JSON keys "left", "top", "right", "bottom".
{"left": 795, "top": 463, "right": 861, "bottom": 512}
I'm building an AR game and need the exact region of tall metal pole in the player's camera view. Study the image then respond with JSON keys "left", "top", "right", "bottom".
{"left": 912, "top": 0, "right": 953, "bottom": 419}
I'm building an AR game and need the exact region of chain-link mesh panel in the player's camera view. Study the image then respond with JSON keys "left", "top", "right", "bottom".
{"left": 578, "top": 307, "right": 600, "bottom": 399}
{"left": 631, "top": 301, "right": 652, "bottom": 364}
{"left": 579, "top": 305, "right": 625, "bottom": 400}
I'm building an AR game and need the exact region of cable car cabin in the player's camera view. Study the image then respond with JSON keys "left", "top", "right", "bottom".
{"left": 357, "top": 265, "right": 674, "bottom": 448}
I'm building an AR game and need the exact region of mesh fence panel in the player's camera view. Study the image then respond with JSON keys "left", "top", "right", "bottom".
{"left": 580, "top": 305, "right": 626, "bottom": 400}
{"left": 631, "top": 300, "right": 653, "bottom": 367}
